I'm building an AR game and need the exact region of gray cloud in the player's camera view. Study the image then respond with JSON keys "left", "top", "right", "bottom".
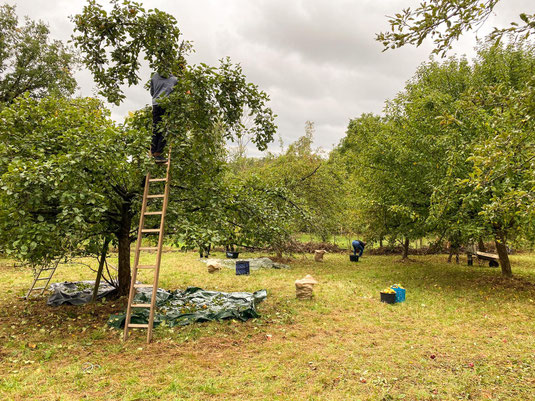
{"left": 10, "top": 0, "right": 533, "bottom": 153}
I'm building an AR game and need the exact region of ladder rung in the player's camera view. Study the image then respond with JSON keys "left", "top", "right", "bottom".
{"left": 134, "top": 284, "right": 154, "bottom": 288}
{"left": 31, "top": 287, "right": 46, "bottom": 291}
{"left": 137, "top": 265, "right": 157, "bottom": 269}
{"left": 141, "top": 229, "right": 160, "bottom": 233}
{"left": 144, "top": 211, "right": 163, "bottom": 215}
{"left": 131, "top": 304, "right": 151, "bottom": 308}
{"left": 147, "top": 194, "right": 165, "bottom": 199}
{"left": 41, "top": 268, "right": 56, "bottom": 271}
{"left": 149, "top": 178, "right": 167, "bottom": 182}
{"left": 138, "top": 247, "right": 158, "bottom": 251}
{"left": 128, "top": 323, "right": 149, "bottom": 328}
{"left": 36, "top": 277, "right": 52, "bottom": 281}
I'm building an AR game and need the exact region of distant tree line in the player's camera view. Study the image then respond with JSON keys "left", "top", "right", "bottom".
{"left": 335, "top": 39, "right": 535, "bottom": 276}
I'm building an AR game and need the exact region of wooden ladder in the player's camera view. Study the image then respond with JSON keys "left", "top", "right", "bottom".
{"left": 25, "top": 263, "right": 58, "bottom": 299}
{"left": 123, "top": 152, "right": 172, "bottom": 343}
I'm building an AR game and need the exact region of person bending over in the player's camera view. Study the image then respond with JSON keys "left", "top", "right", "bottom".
{"left": 352, "top": 239, "right": 366, "bottom": 259}
{"left": 150, "top": 71, "right": 177, "bottom": 163}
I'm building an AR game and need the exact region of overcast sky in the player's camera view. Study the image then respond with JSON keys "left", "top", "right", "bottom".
{"left": 11, "top": 0, "right": 532, "bottom": 155}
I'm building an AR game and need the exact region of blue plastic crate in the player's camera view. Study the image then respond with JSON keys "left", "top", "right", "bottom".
{"left": 236, "top": 261, "right": 250, "bottom": 275}
{"left": 391, "top": 286, "right": 405, "bottom": 303}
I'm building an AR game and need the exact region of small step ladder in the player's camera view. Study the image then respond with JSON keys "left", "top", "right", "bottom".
{"left": 25, "top": 263, "right": 58, "bottom": 299}
{"left": 124, "top": 152, "right": 172, "bottom": 343}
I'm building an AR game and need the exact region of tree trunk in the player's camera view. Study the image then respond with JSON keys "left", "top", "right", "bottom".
{"left": 117, "top": 201, "right": 133, "bottom": 297}
{"left": 379, "top": 236, "right": 383, "bottom": 248}
{"left": 447, "top": 246, "right": 453, "bottom": 263}
{"left": 402, "top": 237, "right": 409, "bottom": 259}
{"left": 495, "top": 231, "right": 512, "bottom": 277}
{"left": 478, "top": 237, "right": 486, "bottom": 252}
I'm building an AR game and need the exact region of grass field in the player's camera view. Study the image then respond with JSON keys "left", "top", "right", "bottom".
{"left": 1, "top": 251, "right": 535, "bottom": 400}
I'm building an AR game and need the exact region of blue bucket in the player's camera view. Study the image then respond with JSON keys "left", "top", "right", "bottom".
{"left": 391, "top": 286, "right": 406, "bottom": 303}
{"left": 236, "top": 261, "right": 250, "bottom": 275}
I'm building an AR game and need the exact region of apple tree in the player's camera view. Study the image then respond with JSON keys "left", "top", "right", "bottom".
{"left": 0, "top": 95, "right": 149, "bottom": 295}
{"left": 0, "top": 4, "right": 77, "bottom": 104}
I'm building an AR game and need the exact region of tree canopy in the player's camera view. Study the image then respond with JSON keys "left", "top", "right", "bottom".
{"left": 337, "top": 39, "right": 535, "bottom": 274}
{"left": 0, "top": 4, "right": 77, "bottom": 104}
{"left": 0, "top": 0, "right": 279, "bottom": 296}
{"left": 0, "top": 95, "right": 149, "bottom": 293}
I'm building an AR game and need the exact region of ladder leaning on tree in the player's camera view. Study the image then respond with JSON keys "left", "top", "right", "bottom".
{"left": 123, "top": 150, "right": 172, "bottom": 344}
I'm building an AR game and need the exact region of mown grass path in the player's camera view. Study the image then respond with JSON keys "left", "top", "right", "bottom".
{"left": 1, "top": 252, "right": 535, "bottom": 400}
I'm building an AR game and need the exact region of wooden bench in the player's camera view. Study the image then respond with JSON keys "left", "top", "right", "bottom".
{"left": 475, "top": 251, "right": 500, "bottom": 267}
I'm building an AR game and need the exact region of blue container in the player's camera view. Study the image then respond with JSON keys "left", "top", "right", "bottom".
{"left": 236, "top": 261, "right": 250, "bottom": 275}
{"left": 349, "top": 255, "right": 358, "bottom": 262}
{"left": 391, "top": 286, "right": 406, "bottom": 303}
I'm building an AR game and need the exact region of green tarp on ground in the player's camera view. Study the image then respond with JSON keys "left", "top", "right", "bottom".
{"left": 108, "top": 287, "right": 267, "bottom": 328}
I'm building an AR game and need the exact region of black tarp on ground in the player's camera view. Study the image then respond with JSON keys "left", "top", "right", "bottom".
{"left": 47, "top": 281, "right": 117, "bottom": 306}
{"left": 108, "top": 287, "right": 267, "bottom": 328}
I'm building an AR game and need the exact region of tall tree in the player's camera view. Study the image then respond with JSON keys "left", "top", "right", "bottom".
{"left": 58, "top": 0, "right": 274, "bottom": 294}
{"left": 0, "top": 0, "right": 277, "bottom": 297}
{"left": 337, "top": 110, "right": 437, "bottom": 258}
{"left": 452, "top": 42, "right": 535, "bottom": 275}
{"left": 0, "top": 4, "right": 77, "bottom": 104}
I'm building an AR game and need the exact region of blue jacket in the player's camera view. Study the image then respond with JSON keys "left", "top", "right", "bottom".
{"left": 352, "top": 240, "right": 365, "bottom": 249}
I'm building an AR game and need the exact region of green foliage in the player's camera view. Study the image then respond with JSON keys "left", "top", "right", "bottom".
{"left": 125, "top": 103, "right": 293, "bottom": 253}
{"left": 336, "top": 112, "right": 433, "bottom": 249}
{"left": 26, "top": 0, "right": 280, "bottom": 291}
{"left": 172, "top": 175, "right": 300, "bottom": 254}
{"left": 160, "top": 59, "right": 276, "bottom": 152}
{"left": 336, "top": 114, "right": 394, "bottom": 242}
{"left": 377, "top": 0, "right": 535, "bottom": 56}
{"left": 339, "top": 38, "right": 535, "bottom": 272}
{"left": 0, "top": 4, "right": 77, "bottom": 104}
{"left": 72, "top": 0, "right": 276, "bottom": 148}
{"left": 429, "top": 41, "right": 535, "bottom": 247}
{"left": 237, "top": 122, "right": 346, "bottom": 243}
{"left": 457, "top": 70, "right": 535, "bottom": 240}
{"left": 0, "top": 95, "right": 148, "bottom": 266}
{"left": 71, "top": 0, "right": 190, "bottom": 105}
